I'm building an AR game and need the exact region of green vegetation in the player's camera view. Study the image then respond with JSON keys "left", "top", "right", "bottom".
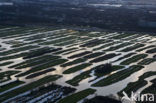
{"left": 120, "top": 71, "right": 156, "bottom": 95}
{"left": 18, "top": 39, "right": 44, "bottom": 46}
{"left": 119, "top": 71, "right": 156, "bottom": 95}
{"left": 93, "top": 42, "right": 115, "bottom": 51}
{"left": 66, "top": 64, "right": 124, "bottom": 86}
{"left": 111, "top": 33, "right": 134, "bottom": 39}
{"left": 121, "top": 44, "right": 145, "bottom": 52}
{"left": 0, "top": 71, "right": 20, "bottom": 83}
{"left": 92, "top": 65, "right": 144, "bottom": 87}
{"left": 120, "top": 54, "right": 148, "bottom": 65}
{"left": 40, "top": 36, "right": 76, "bottom": 45}
{"left": 88, "top": 39, "right": 111, "bottom": 48}
{"left": 11, "top": 55, "right": 60, "bottom": 69}
{"left": 114, "top": 53, "right": 136, "bottom": 62}
{"left": 0, "top": 61, "right": 13, "bottom": 66}
{"left": 138, "top": 58, "right": 156, "bottom": 65}
{"left": 0, "top": 80, "right": 25, "bottom": 93}
{"left": 146, "top": 47, "right": 156, "bottom": 53}
{"left": 0, "top": 75, "right": 62, "bottom": 102}
{"left": 142, "top": 79, "right": 156, "bottom": 94}
{"left": 66, "top": 70, "right": 92, "bottom": 86}
{"left": 63, "top": 49, "right": 83, "bottom": 55}
{"left": 139, "top": 71, "right": 156, "bottom": 80}
{"left": 80, "top": 39, "right": 105, "bottom": 47}
{"left": 8, "top": 55, "right": 55, "bottom": 68}
{"left": 47, "top": 34, "right": 68, "bottom": 40}
{"left": 55, "top": 40, "right": 76, "bottom": 46}
{"left": 118, "top": 71, "right": 156, "bottom": 96}
{"left": 58, "top": 88, "right": 96, "bottom": 103}
{"left": 68, "top": 51, "right": 92, "bottom": 59}
{"left": 63, "top": 63, "right": 92, "bottom": 74}
{"left": 136, "top": 45, "right": 156, "bottom": 52}
{"left": 26, "top": 68, "right": 55, "bottom": 79}
{"left": 16, "top": 59, "right": 67, "bottom": 77}
{"left": 104, "top": 42, "right": 132, "bottom": 51}
{"left": 118, "top": 79, "right": 147, "bottom": 96}
{"left": 0, "top": 27, "right": 156, "bottom": 102}
{"left": 83, "top": 52, "right": 104, "bottom": 59}
{"left": 2, "top": 27, "right": 54, "bottom": 39}
{"left": 90, "top": 53, "right": 119, "bottom": 63}
{"left": 61, "top": 58, "right": 86, "bottom": 67}
{"left": 0, "top": 45, "right": 39, "bottom": 56}
{"left": 55, "top": 47, "right": 78, "bottom": 54}
{"left": 94, "top": 65, "right": 124, "bottom": 78}
{"left": 123, "top": 34, "right": 139, "bottom": 41}
{"left": 23, "top": 47, "right": 62, "bottom": 59}
{"left": 0, "top": 52, "right": 27, "bottom": 62}
{"left": 0, "top": 27, "right": 37, "bottom": 38}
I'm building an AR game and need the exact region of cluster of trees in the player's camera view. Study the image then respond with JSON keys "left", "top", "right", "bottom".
{"left": 1, "top": 0, "right": 156, "bottom": 32}
{"left": 23, "top": 47, "right": 62, "bottom": 59}
{"left": 94, "top": 63, "right": 112, "bottom": 74}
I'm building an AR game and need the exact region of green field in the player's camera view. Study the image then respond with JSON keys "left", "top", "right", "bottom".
{"left": 0, "top": 26, "right": 155, "bottom": 103}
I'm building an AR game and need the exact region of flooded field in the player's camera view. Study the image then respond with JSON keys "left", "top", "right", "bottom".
{"left": 0, "top": 26, "right": 156, "bottom": 103}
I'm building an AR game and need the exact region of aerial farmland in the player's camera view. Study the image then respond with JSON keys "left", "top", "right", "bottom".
{"left": 0, "top": 26, "right": 156, "bottom": 103}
